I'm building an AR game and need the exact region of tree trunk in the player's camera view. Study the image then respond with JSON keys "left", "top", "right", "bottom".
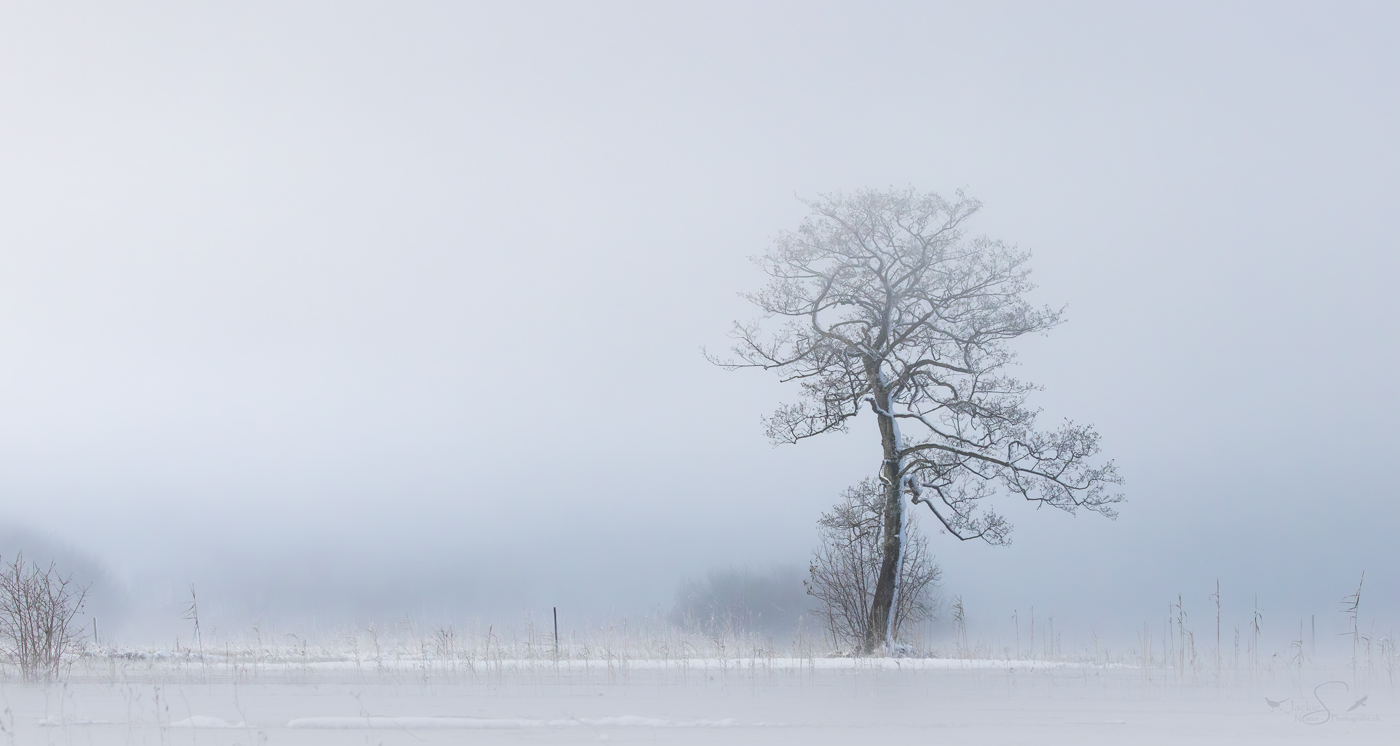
{"left": 862, "top": 378, "right": 904, "bottom": 655}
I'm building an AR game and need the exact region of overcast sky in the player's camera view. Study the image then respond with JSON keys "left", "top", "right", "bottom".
{"left": 1, "top": 1, "right": 1396, "bottom": 646}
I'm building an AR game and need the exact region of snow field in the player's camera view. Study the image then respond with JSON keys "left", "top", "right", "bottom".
{"left": 4, "top": 651, "right": 1397, "bottom": 745}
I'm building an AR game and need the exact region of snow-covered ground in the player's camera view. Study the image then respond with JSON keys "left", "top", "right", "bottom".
{"left": 4, "top": 652, "right": 1396, "bottom": 744}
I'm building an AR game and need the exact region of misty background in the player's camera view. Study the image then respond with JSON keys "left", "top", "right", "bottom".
{"left": 0, "top": 2, "right": 1396, "bottom": 648}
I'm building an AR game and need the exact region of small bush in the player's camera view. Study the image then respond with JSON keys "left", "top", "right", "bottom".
{"left": 806, "top": 478, "right": 941, "bottom": 651}
{"left": 0, "top": 553, "right": 89, "bottom": 682}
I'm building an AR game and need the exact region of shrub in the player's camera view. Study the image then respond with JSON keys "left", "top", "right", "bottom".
{"left": 806, "top": 478, "right": 941, "bottom": 651}
{"left": 0, "top": 553, "right": 89, "bottom": 681}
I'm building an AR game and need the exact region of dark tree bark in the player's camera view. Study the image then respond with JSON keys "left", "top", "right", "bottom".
{"left": 864, "top": 374, "right": 904, "bottom": 653}
{"left": 807, "top": 478, "right": 941, "bottom": 652}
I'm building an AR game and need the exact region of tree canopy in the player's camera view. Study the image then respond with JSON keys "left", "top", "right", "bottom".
{"left": 717, "top": 187, "right": 1123, "bottom": 546}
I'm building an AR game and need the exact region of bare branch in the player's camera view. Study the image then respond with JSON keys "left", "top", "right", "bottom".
{"left": 714, "top": 186, "right": 1123, "bottom": 545}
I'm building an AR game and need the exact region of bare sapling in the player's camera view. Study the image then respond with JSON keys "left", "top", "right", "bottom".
{"left": 1209, "top": 579, "right": 1220, "bottom": 680}
{"left": 0, "top": 553, "right": 90, "bottom": 682}
{"left": 1342, "top": 572, "right": 1364, "bottom": 685}
{"left": 1014, "top": 609, "right": 1021, "bottom": 660}
{"left": 1249, "top": 597, "right": 1263, "bottom": 674}
{"left": 184, "top": 584, "right": 205, "bottom": 673}
{"left": 1174, "top": 594, "right": 1187, "bottom": 683}
{"left": 805, "top": 478, "right": 941, "bottom": 655}
{"left": 951, "top": 596, "right": 967, "bottom": 658}
{"left": 1291, "top": 620, "right": 1304, "bottom": 674}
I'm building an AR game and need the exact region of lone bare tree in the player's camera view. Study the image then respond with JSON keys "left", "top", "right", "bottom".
{"left": 713, "top": 187, "right": 1122, "bottom": 654}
